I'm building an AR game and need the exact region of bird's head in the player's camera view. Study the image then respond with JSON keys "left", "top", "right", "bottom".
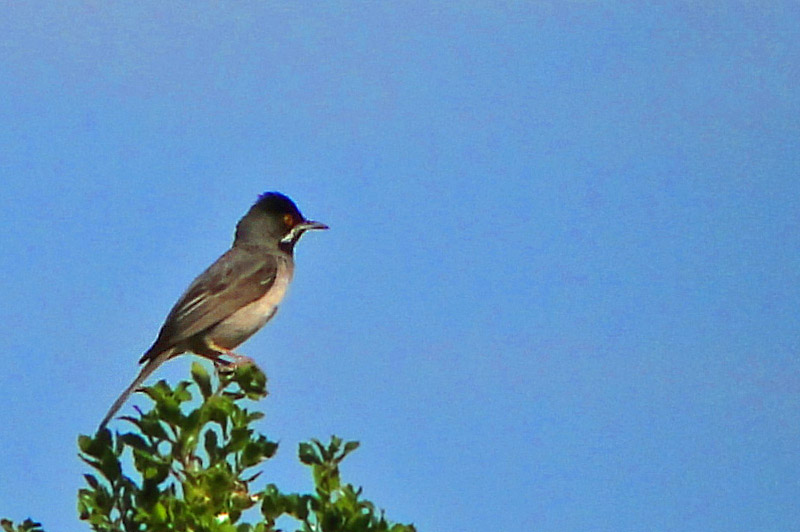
{"left": 234, "top": 192, "right": 328, "bottom": 251}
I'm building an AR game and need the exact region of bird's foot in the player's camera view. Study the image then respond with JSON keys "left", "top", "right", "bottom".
{"left": 212, "top": 357, "right": 235, "bottom": 376}
{"left": 212, "top": 351, "right": 262, "bottom": 377}
{"left": 225, "top": 351, "right": 256, "bottom": 368}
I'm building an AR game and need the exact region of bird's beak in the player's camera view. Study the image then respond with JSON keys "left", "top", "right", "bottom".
{"left": 299, "top": 220, "right": 329, "bottom": 231}
{"left": 281, "top": 219, "right": 328, "bottom": 244}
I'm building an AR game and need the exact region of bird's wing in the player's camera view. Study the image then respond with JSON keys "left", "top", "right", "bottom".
{"left": 142, "top": 247, "right": 279, "bottom": 360}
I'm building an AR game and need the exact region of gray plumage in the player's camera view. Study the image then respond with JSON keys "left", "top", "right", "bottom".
{"left": 99, "top": 192, "right": 326, "bottom": 429}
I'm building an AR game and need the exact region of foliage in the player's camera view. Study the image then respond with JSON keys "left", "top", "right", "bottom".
{"left": 0, "top": 519, "right": 45, "bottom": 532}
{"left": 4, "top": 363, "right": 415, "bottom": 532}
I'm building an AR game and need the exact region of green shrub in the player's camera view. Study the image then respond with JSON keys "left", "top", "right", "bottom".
{"left": 5, "top": 363, "right": 415, "bottom": 532}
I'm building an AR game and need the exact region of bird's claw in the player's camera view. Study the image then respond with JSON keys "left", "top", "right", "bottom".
{"left": 214, "top": 351, "right": 256, "bottom": 375}
{"left": 226, "top": 351, "right": 256, "bottom": 367}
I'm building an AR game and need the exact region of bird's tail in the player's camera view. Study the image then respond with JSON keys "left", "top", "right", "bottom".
{"left": 98, "top": 348, "right": 175, "bottom": 431}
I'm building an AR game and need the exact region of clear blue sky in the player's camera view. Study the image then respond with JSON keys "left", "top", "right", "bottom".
{"left": 1, "top": 3, "right": 798, "bottom": 531}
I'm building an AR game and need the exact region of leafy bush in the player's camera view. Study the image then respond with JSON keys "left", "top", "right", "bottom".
{"left": 5, "top": 363, "right": 415, "bottom": 532}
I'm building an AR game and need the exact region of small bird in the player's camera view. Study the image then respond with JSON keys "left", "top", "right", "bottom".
{"left": 99, "top": 192, "right": 327, "bottom": 429}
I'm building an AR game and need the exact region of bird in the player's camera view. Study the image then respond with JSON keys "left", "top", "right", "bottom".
{"left": 98, "top": 192, "right": 327, "bottom": 429}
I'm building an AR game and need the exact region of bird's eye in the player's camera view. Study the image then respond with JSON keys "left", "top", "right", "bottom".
{"left": 283, "top": 213, "right": 295, "bottom": 227}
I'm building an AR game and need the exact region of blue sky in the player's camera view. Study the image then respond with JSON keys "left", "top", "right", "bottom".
{"left": 1, "top": 3, "right": 799, "bottom": 531}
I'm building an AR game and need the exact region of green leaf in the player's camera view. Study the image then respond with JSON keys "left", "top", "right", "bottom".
{"left": 174, "top": 381, "right": 193, "bottom": 403}
{"left": 137, "top": 415, "right": 170, "bottom": 441}
{"left": 260, "top": 439, "right": 279, "bottom": 460}
{"left": 313, "top": 439, "right": 328, "bottom": 460}
{"left": 83, "top": 474, "right": 99, "bottom": 489}
{"left": 260, "top": 484, "right": 284, "bottom": 521}
{"left": 205, "top": 395, "right": 235, "bottom": 421}
{"left": 77, "top": 435, "right": 93, "bottom": 454}
{"left": 142, "top": 379, "right": 171, "bottom": 402}
{"left": 226, "top": 426, "right": 252, "bottom": 453}
{"left": 246, "top": 411, "right": 265, "bottom": 423}
{"left": 298, "top": 442, "right": 320, "bottom": 465}
{"left": 204, "top": 429, "right": 219, "bottom": 463}
{"left": 284, "top": 493, "right": 311, "bottom": 520}
{"left": 241, "top": 436, "right": 278, "bottom": 468}
{"left": 151, "top": 501, "right": 168, "bottom": 523}
{"left": 342, "top": 440, "right": 360, "bottom": 456}
{"left": 78, "top": 429, "right": 112, "bottom": 459}
{"left": 192, "top": 361, "right": 213, "bottom": 399}
{"left": 321, "top": 509, "right": 343, "bottom": 532}
{"left": 132, "top": 448, "right": 170, "bottom": 485}
{"left": 119, "top": 433, "right": 150, "bottom": 452}
{"left": 99, "top": 451, "right": 121, "bottom": 482}
{"left": 155, "top": 397, "right": 183, "bottom": 425}
{"left": 78, "top": 456, "right": 103, "bottom": 475}
{"left": 232, "top": 364, "right": 268, "bottom": 398}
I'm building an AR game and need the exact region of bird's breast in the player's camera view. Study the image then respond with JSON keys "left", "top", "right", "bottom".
{"left": 207, "top": 257, "right": 294, "bottom": 350}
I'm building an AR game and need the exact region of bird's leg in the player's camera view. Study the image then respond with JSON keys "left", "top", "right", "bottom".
{"left": 193, "top": 340, "right": 249, "bottom": 367}
{"left": 188, "top": 345, "right": 238, "bottom": 377}
{"left": 194, "top": 339, "right": 258, "bottom": 372}
{"left": 213, "top": 357, "right": 235, "bottom": 370}
{"left": 190, "top": 350, "right": 234, "bottom": 369}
